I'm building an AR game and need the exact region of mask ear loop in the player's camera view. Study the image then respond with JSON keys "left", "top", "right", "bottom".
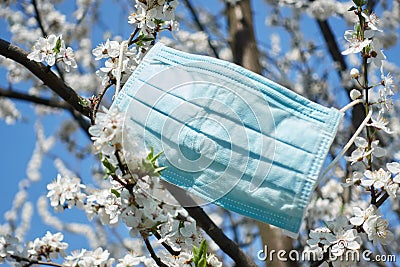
{"left": 114, "top": 41, "right": 128, "bottom": 99}
{"left": 318, "top": 99, "right": 372, "bottom": 181}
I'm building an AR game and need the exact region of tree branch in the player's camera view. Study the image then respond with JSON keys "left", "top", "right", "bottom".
{"left": 143, "top": 236, "right": 168, "bottom": 267}
{"left": 10, "top": 255, "right": 64, "bottom": 267}
{"left": 316, "top": 20, "right": 348, "bottom": 76}
{"left": 182, "top": 0, "right": 220, "bottom": 58}
{"left": 0, "top": 38, "right": 92, "bottom": 118}
{"left": 92, "top": 80, "right": 113, "bottom": 124}
{"left": 163, "top": 182, "right": 258, "bottom": 267}
{"left": 0, "top": 87, "right": 70, "bottom": 109}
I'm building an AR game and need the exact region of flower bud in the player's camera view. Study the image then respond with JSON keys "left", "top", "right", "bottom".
{"left": 350, "top": 68, "right": 360, "bottom": 79}
{"left": 350, "top": 89, "right": 361, "bottom": 100}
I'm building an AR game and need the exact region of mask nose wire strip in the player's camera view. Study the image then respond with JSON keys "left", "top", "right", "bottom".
{"left": 114, "top": 41, "right": 128, "bottom": 99}
{"left": 319, "top": 106, "right": 372, "bottom": 181}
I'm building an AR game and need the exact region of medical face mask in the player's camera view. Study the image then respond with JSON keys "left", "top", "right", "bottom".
{"left": 112, "top": 43, "right": 344, "bottom": 237}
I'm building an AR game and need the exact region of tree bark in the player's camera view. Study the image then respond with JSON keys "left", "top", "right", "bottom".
{"left": 226, "top": 1, "right": 298, "bottom": 267}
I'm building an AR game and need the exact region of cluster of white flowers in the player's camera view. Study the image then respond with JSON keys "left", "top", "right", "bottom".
{"left": 128, "top": 0, "right": 179, "bottom": 32}
{"left": 92, "top": 0, "right": 179, "bottom": 86}
{"left": 307, "top": 216, "right": 362, "bottom": 265}
{"left": 89, "top": 106, "right": 124, "bottom": 157}
{"left": 350, "top": 205, "right": 394, "bottom": 246}
{"left": 0, "top": 97, "right": 21, "bottom": 124}
{"left": 63, "top": 247, "right": 115, "bottom": 267}
{"left": 47, "top": 173, "right": 87, "bottom": 211}
{"left": 159, "top": 31, "right": 211, "bottom": 54}
{"left": 27, "top": 231, "right": 68, "bottom": 260}
{"left": 27, "top": 34, "right": 77, "bottom": 72}
{"left": 307, "top": 2, "right": 398, "bottom": 264}
{"left": 92, "top": 39, "right": 141, "bottom": 85}
{"left": 341, "top": 10, "right": 384, "bottom": 63}
{"left": 0, "top": 234, "right": 19, "bottom": 264}
{"left": 49, "top": 104, "right": 222, "bottom": 266}
{"left": 159, "top": 215, "right": 201, "bottom": 251}
{"left": 344, "top": 136, "right": 385, "bottom": 165}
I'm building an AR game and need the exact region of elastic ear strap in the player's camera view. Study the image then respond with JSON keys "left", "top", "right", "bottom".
{"left": 340, "top": 99, "right": 363, "bottom": 113}
{"left": 114, "top": 41, "right": 128, "bottom": 99}
{"left": 318, "top": 108, "right": 372, "bottom": 181}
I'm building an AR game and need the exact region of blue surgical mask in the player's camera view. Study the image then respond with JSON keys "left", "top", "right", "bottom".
{"left": 112, "top": 43, "right": 342, "bottom": 237}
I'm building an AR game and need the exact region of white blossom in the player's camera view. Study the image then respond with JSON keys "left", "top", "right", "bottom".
{"left": 0, "top": 98, "right": 21, "bottom": 124}
{"left": 344, "top": 137, "right": 385, "bottom": 164}
{"left": 363, "top": 216, "right": 394, "bottom": 246}
{"left": 47, "top": 174, "right": 86, "bottom": 210}
{"left": 88, "top": 106, "right": 123, "bottom": 156}
{"left": 362, "top": 12, "right": 382, "bottom": 32}
{"left": 350, "top": 68, "right": 359, "bottom": 79}
{"left": 341, "top": 30, "right": 372, "bottom": 55}
{"left": 116, "top": 253, "right": 145, "bottom": 267}
{"left": 27, "top": 34, "right": 58, "bottom": 65}
{"left": 342, "top": 171, "right": 362, "bottom": 187}
{"left": 27, "top": 34, "right": 77, "bottom": 71}
{"left": 81, "top": 247, "right": 114, "bottom": 267}
{"left": 0, "top": 235, "right": 19, "bottom": 263}
{"left": 28, "top": 231, "right": 68, "bottom": 259}
{"left": 92, "top": 39, "right": 120, "bottom": 60}
{"left": 367, "top": 112, "right": 393, "bottom": 134}
{"left": 60, "top": 46, "right": 77, "bottom": 72}
{"left": 307, "top": 227, "right": 336, "bottom": 248}
{"left": 64, "top": 249, "right": 87, "bottom": 267}
{"left": 387, "top": 162, "right": 400, "bottom": 177}
{"left": 159, "top": 217, "right": 201, "bottom": 252}
{"left": 207, "top": 253, "right": 222, "bottom": 267}
{"left": 367, "top": 38, "right": 386, "bottom": 67}
{"left": 330, "top": 228, "right": 361, "bottom": 257}
{"left": 350, "top": 88, "right": 361, "bottom": 100}
{"left": 321, "top": 180, "right": 343, "bottom": 199}
{"left": 349, "top": 205, "right": 377, "bottom": 226}
{"left": 361, "top": 168, "right": 391, "bottom": 189}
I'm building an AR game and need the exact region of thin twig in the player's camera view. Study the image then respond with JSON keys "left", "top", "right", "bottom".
{"left": 0, "top": 87, "right": 70, "bottom": 109}
{"left": 128, "top": 27, "right": 140, "bottom": 47}
{"left": 92, "top": 80, "right": 113, "bottom": 124}
{"left": 171, "top": 186, "right": 257, "bottom": 267}
{"left": 0, "top": 39, "right": 91, "bottom": 117}
{"left": 10, "top": 255, "right": 64, "bottom": 267}
{"left": 31, "top": 0, "right": 65, "bottom": 81}
{"left": 143, "top": 236, "right": 168, "bottom": 267}
{"left": 376, "top": 192, "right": 389, "bottom": 207}
{"left": 152, "top": 230, "right": 180, "bottom": 257}
{"left": 316, "top": 19, "right": 347, "bottom": 76}
{"left": 182, "top": 0, "right": 219, "bottom": 58}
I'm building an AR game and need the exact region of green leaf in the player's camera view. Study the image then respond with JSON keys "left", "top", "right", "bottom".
{"left": 136, "top": 34, "right": 155, "bottom": 46}
{"left": 111, "top": 189, "right": 120, "bottom": 197}
{"left": 151, "top": 150, "right": 164, "bottom": 163}
{"left": 53, "top": 36, "right": 62, "bottom": 53}
{"left": 192, "top": 240, "right": 208, "bottom": 267}
{"left": 198, "top": 258, "right": 206, "bottom": 267}
{"left": 352, "top": 0, "right": 367, "bottom": 7}
{"left": 141, "top": 36, "right": 155, "bottom": 42}
{"left": 78, "top": 96, "right": 89, "bottom": 107}
{"left": 348, "top": 6, "right": 357, "bottom": 11}
{"left": 102, "top": 158, "right": 117, "bottom": 176}
{"left": 154, "top": 166, "right": 167, "bottom": 175}
{"left": 145, "top": 147, "right": 166, "bottom": 175}
{"left": 199, "top": 240, "right": 207, "bottom": 257}
{"left": 146, "top": 146, "right": 154, "bottom": 160}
